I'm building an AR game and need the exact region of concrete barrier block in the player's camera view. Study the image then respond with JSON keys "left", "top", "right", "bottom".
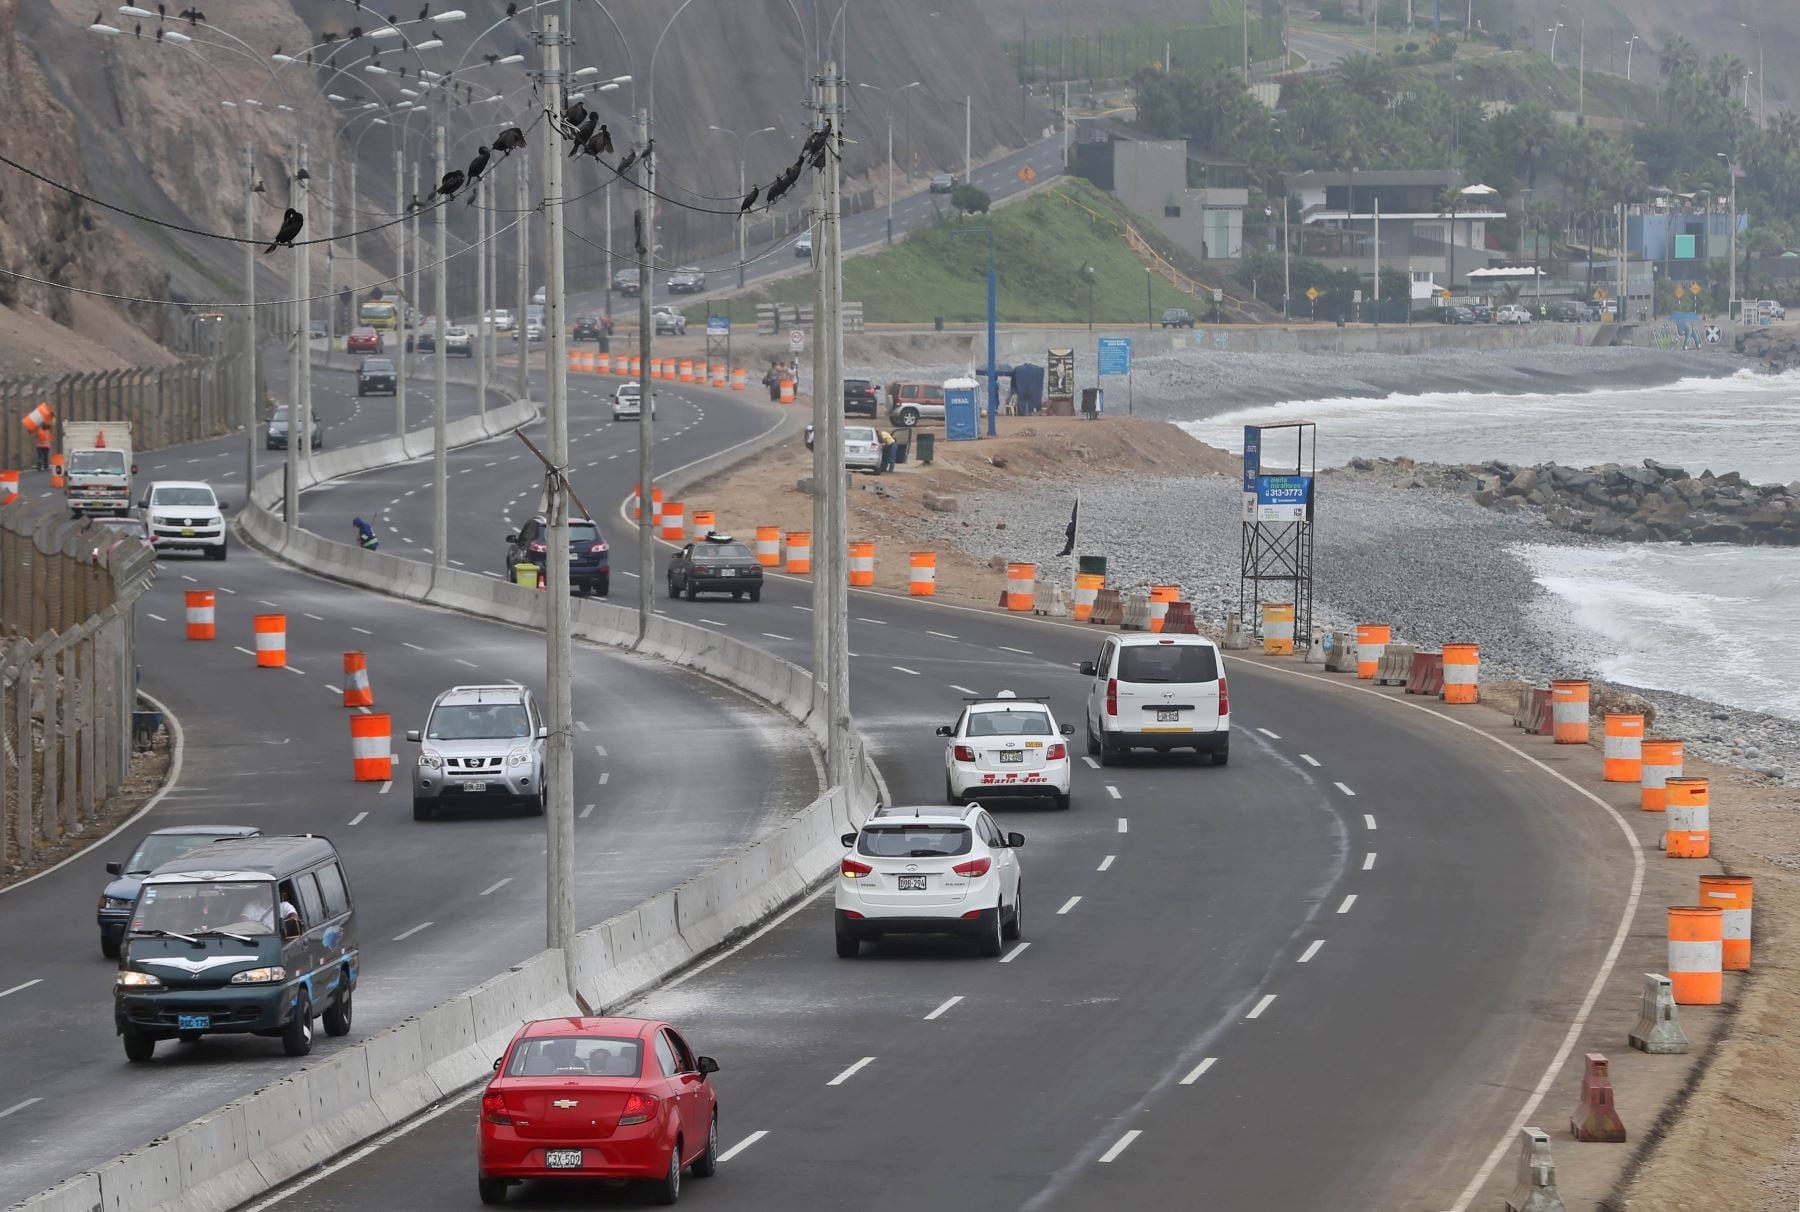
{"left": 360, "top": 1016, "right": 442, "bottom": 1126}
{"left": 236, "top": 1072, "right": 312, "bottom": 1191}
{"left": 1504, "top": 1127, "right": 1566, "bottom": 1212}
{"left": 166, "top": 1103, "right": 262, "bottom": 1212}
{"left": 1629, "top": 973, "right": 1690, "bottom": 1054}
{"left": 94, "top": 1131, "right": 184, "bottom": 1211}
{"left": 469, "top": 951, "right": 572, "bottom": 1054}
{"left": 414, "top": 994, "right": 481, "bottom": 1095}
{"left": 11, "top": 1174, "right": 102, "bottom": 1212}
{"left": 294, "top": 1050, "right": 386, "bottom": 1171}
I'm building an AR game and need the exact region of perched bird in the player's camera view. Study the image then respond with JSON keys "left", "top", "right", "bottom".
{"left": 155, "top": 26, "right": 163, "bottom": 41}
{"left": 568, "top": 111, "right": 598, "bottom": 155}
{"left": 614, "top": 147, "right": 640, "bottom": 176}
{"left": 418, "top": 3, "right": 429, "bottom": 19}
{"left": 802, "top": 122, "right": 831, "bottom": 158}
{"left": 560, "top": 99, "right": 587, "bottom": 134}
{"left": 348, "top": 25, "right": 363, "bottom": 38}
{"left": 272, "top": 44, "right": 280, "bottom": 56}
{"left": 178, "top": 6, "right": 204, "bottom": 24}
{"left": 483, "top": 52, "right": 497, "bottom": 65}
{"left": 134, "top": 22, "right": 141, "bottom": 36}
{"left": 157, "top": 2, "right": 166, "bottom": 15}
{"left": 465, "top": 145, "right": 491, "bottom": 185}
{"left": 264, "top": 207, "right": 304, "bottom": 253}
{"left": 763, "top": 167, "right": 797, "bottom": 208}
{"left": 505, "top": 2, "right": 517, "bottom": 16}
{"left": 435, "top": 169, "right": 464, "bottom": 200}
{"left": 321, "top": 30, "right": 338, "bottom": 43}
{"left": 738, "top": 184, "right": 760, "bottom": 214}
{"left": 253, "top": 179, "right": 266, "bottom": 194}
{"left": 405, "top": 193, "right": 424, "bottom": 213}
{"left": 582, "top": 125, "right": 613, "bottom": 159}
{"left": 491, "top": 127, "right": 526, "bottom": 156}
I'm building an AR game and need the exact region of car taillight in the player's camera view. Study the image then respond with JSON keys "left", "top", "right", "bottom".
{"left": 589, "top": 543, "right": 607, "bottom": 554}
{"left": 618, "top": 1092, "right": 655, "bottom": 1126}
{"left": 841, "top": 857, "right": 873, "bottom": 879}
{"left": 529, "top": 542, "right": 547, "bottom": 553}
{"left": 1219, "top": 677, "right": 1229, "bottom": 716}
{"left": 1106, "top": 677, "right": 1118, "bottom": 717}
{"left": 481, "top": 1091, "right": 512, "bottom": 1125}
{"left": 1047, "top": 743, "right": 1066, "bottom": 760}
{"left": 952, "top": 857, "right": 992, "bottom": 878}
{"left": 953, "top": 745, "right": 975, "bottom": 762}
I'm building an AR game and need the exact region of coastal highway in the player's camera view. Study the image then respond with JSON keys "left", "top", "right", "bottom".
{"left": 0, "top": 358, "right": 817, "bottom": 1205}
{"left": 264, "top": 373, "right": 1635, "bottom": 1207}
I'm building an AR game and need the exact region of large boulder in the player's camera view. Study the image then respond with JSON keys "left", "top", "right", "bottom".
{"left": 1645, "top": 458, "right": 1688, "bottom": 480}
{"left": 1689, "top": 521, "right": 1747, "bottom": 543}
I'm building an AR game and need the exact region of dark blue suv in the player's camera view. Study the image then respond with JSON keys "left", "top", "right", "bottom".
{"left": 504, "top": 513, "right": 610, "bottom": 596}
{"left": 98, "top": 825, "right": 261, "bottom": 958}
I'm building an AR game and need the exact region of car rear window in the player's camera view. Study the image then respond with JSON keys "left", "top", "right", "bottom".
{"left": 844, "top": 379, "right": 871, "bottom": 390}
{"left": 699, "top": 542, "right": 753, "bottom": 559}
{"left": 1116, "top": 643, "right": 1219, "bottom": 684}
{"left": 858, "top": 824, "right": 972, "bottom": 858}
{"left": 844, "top": 427, "right": 877, "bottom": 443}
{"left": 506, "top": 1036, "right": 643, "bottom": 1078}
{"left": 967, "top": 709, "right": 1051, "bottom": 737}
{"left": 569, "top": 523, "right": 601, "bottom": 544}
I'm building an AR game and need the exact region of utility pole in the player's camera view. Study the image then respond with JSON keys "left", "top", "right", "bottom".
{"left": 394, "top": 146, "right": 409, "bottom": 440}
{"left": 324, "top": 160, "right": 335, "bottom": 366}
{"left": 1061, "top": 80, "right": 1070, "bottom": 167}
{"left": 1282, "top": 195, "right": 1291, "bottom": 320}
{"left": 821, "top": 61, "right": 850, "bottom": 788}
{"left": 476, "top": 165, "right": 488, "bottom": 419}
{"left": 1373, "top": 196, "right": 1381, "bottom": 323}
{"left": 603, "top": 185, "right": 613, "bottom": 321}
{"left": 284, "top": 140, "right": 308, "bottom": 535}
{"left": 242, "top": 143, "right": 257, "bottom": 498}
{"left": 884, "top": 114, "right": 894, "bottom": 244}
{"left": 809, "top": 73, "right": 829, "bottom": 747}
{"left": 348, "top": 155, "right": 358, "bottom": 300}
{"left": 635, "top": 106, "right": 656, "bottom": 641}
{"left": 737, "top": 156, "right": 748, "bottom": 289}
{"left": 964, "top": 94, "right": 971, "bottom": 189}
{"left": 515, "top": 155, "right": 530, "bottom": 404}
{"left": 1577, "top": 16, "right": 1585, "bottom": 119}
{"left": 433, "top": 106, "right": 449, "bottom": 572}
{"left": 538, "top": 11, "right": 576, "bottom": 960}
{"left": 1727, "top": 162, "right": 1738, "bottom": 311}
{"left": 411, "top": 160, "right": 422, "bottom": 352}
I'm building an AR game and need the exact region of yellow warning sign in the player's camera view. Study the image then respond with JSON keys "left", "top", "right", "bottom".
{"left": 1305, "top": 287, "right": 1320, "bottom": 301}
{"left": 1593, "top": 289, "right": 1607, "bottom": 301}
{"left": 1017, "top": 165, "right": 1037, "bottom": 185}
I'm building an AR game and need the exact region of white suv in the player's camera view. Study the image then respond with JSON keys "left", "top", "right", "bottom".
{"left": 835, "top": 804, "right": 1025, "bottom": 958}
{"left": 611, "top": 383, "right": 656, "bottom": 421}
{"left": 939, "top": 692, "right": 1073, "bottom": 810}
{"left": 1496, "top": 303, "right": 1532, "bottom": 325}
{"left": 139, "top": 480, "right": 227, "bottom": 561}
{"left": 407, "top": 684, "right": 547, "bottom": 821}
{"left": 1082, "top": 634, "right": 1230, "bottom": 766}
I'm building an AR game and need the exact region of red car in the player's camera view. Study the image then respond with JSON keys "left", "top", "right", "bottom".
{"left": 477, "top": 1016, "right": 720, "bottom": 1205}
{"left": 346, "top": 326, "right": 383, "bottom": 354}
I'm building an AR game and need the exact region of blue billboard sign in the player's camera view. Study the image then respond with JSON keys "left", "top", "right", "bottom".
{"left": 1255, "top": 474, "right": 1311, "bottom": 521}
{"left": 1097, "top": 336, "right": 1132, "bottom": 377}
{"left": 1242, "top": 425, "right": 1261, "bottom": 492}
{"left": 706, "top": 315, "right": 730, "bottom": 337}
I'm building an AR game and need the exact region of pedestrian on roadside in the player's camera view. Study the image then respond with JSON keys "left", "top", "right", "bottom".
{"left": 878, "top": 426, "right": 898, "bottom": 473}
{"left": 764, "top": 363, "right": 780, "bottom": 402}
{"left": 353, "top": 516, "right": 379, "bottom": 551}
{"left": 34, "top": 419, "right": 51, "bottom": 472}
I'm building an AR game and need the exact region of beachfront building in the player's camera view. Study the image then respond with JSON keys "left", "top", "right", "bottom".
{"left": 1071, "top": 136, "right": 1247, "bottom": 263}
{"left": 1291, "top": 168, "right": 1507, "bottom": 289}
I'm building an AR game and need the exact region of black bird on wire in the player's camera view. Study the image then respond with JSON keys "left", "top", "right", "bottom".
{"left": 568, "top": 112, "right": 598, "bottom": 155}
{"left": 264, "top": 207, "right": 303, "bottom": 253}
{"left": 348, "top": 25, "right": 363, "bottom": 39}
{"left": 559, "top": 100, "right": 588, "bottom": 138}
{"left": 582, "top": 124, "right": 613, "bottom": 159}
{"left": 419, "top": 4, "right": 429, "bottom": 19}
{"left": 763, "top": 166, "right": 798, "bottom": 208}
{"left": 484, "top": 52, "right": 497, "bottom": 65}
{"left": 435, "top": 169, "right": 465, "bottom": 201}
{"left": 738, "top": 184, "right": 760, "bottom": 214}
{"left": 178, "top": 6, "right": 204, "bottom": 24}
{"left": 505, "top": 2, "right": 517, "bottom": 16}
{"left": 492, "top": 127, "right": 526, "bottom": 156}
{"left": 802, "top": 122, "right": 831, "bottom": 158}
{"left": 466, "top": 146, "right": 491, "bottom": 184}
{"left": 614, "top": 147, "right": 640, "bottom": 176}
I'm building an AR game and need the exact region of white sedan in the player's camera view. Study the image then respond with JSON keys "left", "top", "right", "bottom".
{"left": 939, "top": 692, "right": 1073, "bottom": 810}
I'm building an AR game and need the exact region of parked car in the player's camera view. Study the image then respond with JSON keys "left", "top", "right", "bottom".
{"left": 794, "top": 230, "right": 813, "bottom": 258}
{"left": 1495, "top": 303, "right": 1533, "bottom": 325}
{"left": 652, "top": 306, "right": 687, "bottom": 336}
{"left": 843, "top": 424, "right": 883, "bottom": 473}
{"left": 1546, "top": 300, "right": 1587, "bottom": 322}
{"left": 612, "top": 269, "right": 641, "bottom": 296}
{"left": 1438, "top": 304, "right": 1477, "bottom": 324}
{"left": 930, "top": 173, "right": 958, "bottom": 194}
{"left": 1161, "top": 308, "right": 1195, "bottom": 328}
{"left": 886, "top": 381, "right": 946, "bottom": 427}
{"left": 505, "top": 513, "right": 609, "bottom": 596}
{"left": 1466, "top": 302, "right": 1494, "bottom": 323}
{"left": 843, "top": 378, "right": 881, "bottom": 417}
{"left": 666, "top": 266, "right": 706, "bottom": 294}
{"left": 346, "top": 326, "right": 383, "bottom": 354}
{"left": 265, "top": 406, "right": 324, "bottom": 451}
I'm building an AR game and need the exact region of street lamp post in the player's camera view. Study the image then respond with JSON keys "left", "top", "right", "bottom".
{"left": 1743, "top": 25, "right": 1764, "bottom": 125}
{"left": 858, "top": 82, "right": 920, "bottom": 245}
{"left": 952, "top": 227, "right": 998, "bottom": 436}
{"left": 709, "top": 123, "right": 776, "bottom": 288}
{"left": 1718, "top": 152, "right": 1738, "bottom": 310}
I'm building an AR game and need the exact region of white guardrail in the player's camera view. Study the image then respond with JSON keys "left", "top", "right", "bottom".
{"left": 16, "top": 388, "right": 880, "bottom": 1212}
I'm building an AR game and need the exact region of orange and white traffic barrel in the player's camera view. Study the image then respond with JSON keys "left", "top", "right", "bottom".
{"left": 1603, "top": 713, "right": 1644, "bottom": 782}
{"left": 662, "top": 357, "right": 677, "bottom": 381}
{"left": 565, "top": 349, "right": 581, "bottom": 374}
{"left": 755, "top": 526, "right": 781, "bottom": 567}
{"left": 659, "top": 501, "right": 686, "bottom": 542}
{"left": 184, "top": 590, "right": 216, "bottom": 640}
{"left": 1073, "top": 572, "right": 1103, "bottom": 621}
{"left": 350, "top": 713, "right": 392, "bottom": 782}
{"left": 1552, "top": 680, "right": 1591, "bottom": 744}
{"left": 1700, "top": 874, "right": 1753, "bottom": 970}
{"left": 343, "top": 651, "right": 374, "bottom": 708}
{"left": 910, "top": 552, "right": 937, "bottom": 596}
{"left": 596, "top": 352, "right": 611, "bottom": 374}
{"left": 785, "top": 531, "right": 811, "bottom": 574}
{"left": 690, "top": 509, "right": 717, "bottom": 541}
{"left": 1667, "top": 905, "right": 1722, "bottom": 1005}
{"left": 679, "top": 359, "right": 695, "bottom": 383}
{"left": 1639, "top": 739, "right": 1684, "bottom": 811}
{"left": 731, "top": 368, "right": 747, "bottom": 392}
{"left": 253, "top": 614, "right": 287, "bottom": 668}
{"left": 1261, "top": 603, "right": 1295, "bottom": 655}
{"left": 21, "top": 402, "right": 52, "bottom": 434}
{"left": 779, "top": 379, "right": 796, "bottom": 403}
{"left": 1005, "top": 563, "right": 1035, "bottom": 612}
{"left": 0, "top": 470, "right": 17, "bottom": 506}
{"left": 1441, "top": 643, "right": 1480, "bottom": 704}
{"left": 50, "top": 453, "right": 64, "bottom": 488}
{"left": 1664, "top": 777, "right": 1710, "bottom": 858}
{"left": 848, "top": 540, "right": 875, "bottom": 587}
{"left": 629, "top": 354, "right": 641, "bottom": 377}
{"left": 1356, "top": 624, "right": 1390, "bottom": 680}
{"left": 712, "top": 363, "right": 728, "bottom": 388}
{"left": 632, "top": 483, "right": 664, "bottom": 522}
{"left": 1148, "top": 585, "right": 1179, "bottom": 633}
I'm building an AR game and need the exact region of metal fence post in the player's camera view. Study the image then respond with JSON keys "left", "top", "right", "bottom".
{"left": 78, "top": 631, "right": 96, "bottom": 822}
{"left": 37, "top": 643, "right": 57, "bottom": 845}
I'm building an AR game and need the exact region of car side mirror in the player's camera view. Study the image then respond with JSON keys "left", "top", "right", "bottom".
{"left": 106, "top": 861, "right": 122, "bottom": 875}
{"left": 506, "top": 533, "right": 519, "bottom": 543}
{"left": 406, "top": 729, "right": 421, "bottom": 743}
{"left": 131, "top": 465, "right": 139, "bottom": 475}
{"left": 137, "top": 499, "right": 149, "bottom": 510}
{"left": 219, "top": 502, "right": 230, "bottom": 512}
{"left": 1079, "top": 661, "right": 1097, "bottom": 676}
{"left": 1006, "top": 832, "right": 1026, "bottom": 848}
{"left": 934, "top": 725, "right": 953, "bottom": 737}
{"left": 1060, "top": 723, "right": 1074, "bottom": 735}
{"left": 493, "top": 1056, "right": 504, "bottom": 1072}
{"left": 841, "top": 832, "right": 858, "bottom": 848}
{"left": 538, "top": 726, "right": 549, "bottom": 739}
{"left": 282, "top": 918, "right": 302, "bottom": 940}
{"left": 697, "top": 1056, "right": 720, "bottom": 1076}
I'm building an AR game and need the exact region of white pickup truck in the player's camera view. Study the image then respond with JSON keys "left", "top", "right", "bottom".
{"left": 62, "top": 421, "right": 135, "bottom": 517}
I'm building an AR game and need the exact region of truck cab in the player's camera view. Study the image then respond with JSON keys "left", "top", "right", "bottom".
{"left": 63, "top": 421, "right": 135, "bottom": 517}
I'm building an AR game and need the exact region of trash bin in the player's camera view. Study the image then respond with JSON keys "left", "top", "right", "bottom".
{"left": 514, "top": 562, "right": 541, "bottom": 588}
{"left": 934, "top": 316, "right": 944, "bottom": 332}
{"left": 916, "top": 432, "right": 935, "bottom": 465}
{"left": 893, "top": 428, "right": 913, "bottom": 465}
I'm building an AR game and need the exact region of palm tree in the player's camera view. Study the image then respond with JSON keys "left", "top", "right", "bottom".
{"left": 1335, "top": 54, "right": 1395, "bottom": 105}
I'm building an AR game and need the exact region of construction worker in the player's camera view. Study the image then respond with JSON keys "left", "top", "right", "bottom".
{"left": 34, "top": 417, "right": 51, "bottom": 472}
{"left": 878, "top": 427, "right": 899, "bottom": 473}
{"left": 352, "top": 517, "right": 379, "bottom": 551}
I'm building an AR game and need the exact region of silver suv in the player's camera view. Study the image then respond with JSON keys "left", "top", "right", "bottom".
{"left": 407, "top": 684, "right": 546, "bottom": 821}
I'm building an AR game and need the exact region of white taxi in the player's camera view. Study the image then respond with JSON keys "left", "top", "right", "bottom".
{"left": 939, "top": 692, "right": 1074, "bottom": 810}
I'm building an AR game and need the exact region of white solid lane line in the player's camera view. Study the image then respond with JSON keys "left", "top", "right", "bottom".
{"left": 1246, "top": 994, "right": 1277, "bottom": 1020}
{"left": 0, "top": 1098, "right": 43, "bottom": 1119}
{"left": 1257, "top": 727, "right": 1281, "bottom": 739}
{"left": 479, "top": 878, "right": 512, "bottom": 896}
{"left": 1363, "top": 852, "right": 1377, "bottom": 870}
{"left": 1178, "top": 1057, "right": 1217, "bottom": 1085}
{"left": 827, "top": 1056, "right": 875, "bottom": 1086}
{"left": 1057, "top": 896, "right": 1081, "bottom": 915}
{"left": 1105, "top": 785, "right": 1121, "bottom": 799}
{"left": 1097, "top": 855, "right": 1115, "bottom": 872}
{"left": 923, "top": 995, "right": 963, "bottom": 1021}
{"left": 1363, "top": 813, "right": 1378, "bottom": 830}
{"left": 1338, "top": 894, "right": 1358, "bottom": 914}
{"left": 1300, "top": 753, "right": 1321, "bottom": 767}
{"left": 715, "top": 1131, "right": 768, "bottom": 1164}
{"left": 0, "top": 979, "right": 43, "bottom": 999}
{"left": 393, "top": 921, "right": 434, "bottom": 942}
{"left": 348, "top": 811, "right": 368, "bottom": 826}
{"left": 999, "top": 942, "right": 1031, "bottom": 963}
{"left": 1099, "top": 1130, "right": 1143, "bottom": 1164}
{"left": 1298, "top": 940, "right": 1325, "bottom": 963}
{"left": 761, "top": 633, "right": 791, "bottom": 642}
{"left": 892, "top": 665, "right": 921, "bottom": 676}
{"left": 926, "top": 630, "right": 959, "bottom": 640}
{"left": 1334, "top": 782, "right": 1357, "bottom": 796}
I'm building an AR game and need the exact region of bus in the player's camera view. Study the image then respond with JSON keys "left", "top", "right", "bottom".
{"left": 358, "top": 298, "right": 400, "bottom": 332}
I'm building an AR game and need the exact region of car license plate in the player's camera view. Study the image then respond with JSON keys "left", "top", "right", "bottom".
{"left": 463, "top": 782, "right": 488, "bottom": 792}
{"left": 897, "top": 875, "right": 927, "bottom": 891}
{"left": 1157, "top": 709, "right": 1179, "bottom": 722}
{"left": 544, "top": 1150, "right": 583, "bottom": 1169}
{"left": 177, "top": 1014, "right": 210, "bottom": 1031}
{"left": 181, "top": 529, "right": 196, "bottom": 537}
{"left": 721, "top": 568, "right": 736, "bottom": 576}
{"left": 999, "top": 750, "right": 1024, "bottom": 763}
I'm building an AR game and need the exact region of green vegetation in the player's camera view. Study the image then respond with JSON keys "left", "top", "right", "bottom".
{"left": 693, "top": 182, "right": 1200, "bottom": 326}
{"left": 1006, "top": 4, "right": 1281, "bottom": 84}
{"left": 949, "top": 184, "right": 991, "bottom": 216}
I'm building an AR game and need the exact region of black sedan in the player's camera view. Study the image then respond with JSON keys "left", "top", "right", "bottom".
{"left": 667, "top": 534, "right": 763, "bottom": 602}
{"left": 1439, "top": 304, "right": 1477, "bottom": 324}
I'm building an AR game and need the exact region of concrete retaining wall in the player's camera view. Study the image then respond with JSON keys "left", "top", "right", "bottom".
{"left": 12, "top": 385, "right": 881, "bottom": 1212}
{"left": 989, "top": 320, "right": 1608, "bottom": 362}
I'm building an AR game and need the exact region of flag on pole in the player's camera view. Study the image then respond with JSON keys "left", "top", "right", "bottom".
{"left": 1057, "top": 496, "right": 1078, "bottom": 557}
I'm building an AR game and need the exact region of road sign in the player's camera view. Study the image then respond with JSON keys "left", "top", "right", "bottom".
{"left": 707, "top": 315, "right": 730, "bottom": 337}
{"left": 1017, "top": 165, "right": 1037, "bottom": 185}
{"left": 1690, "top": 283, "right": 1703, "bottom": 297}
{"left": 1352, "top": 289, "right": 1362, "bottom": 304}
{"left": 1212, "top": 288, "right": 1223, "bottom": 303}
{"left": 1305, "top": 287, "right": 1319, "bottom": 302}
{"left": 788, "top": 329, "right": 805, "bottom": 352}
{"left": 1593, "top": 288, "right": 1607, "bottom": 301}
{"left": 1097, "top": 336, "right": 1131, "bottom": 376}
{"left": 1705, "top": 324, "right": 1721, "bottom": 344}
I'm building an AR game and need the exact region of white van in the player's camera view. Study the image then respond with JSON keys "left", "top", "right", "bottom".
{"left": 1081, "top": 634, "right": 1230, "bottom": 766}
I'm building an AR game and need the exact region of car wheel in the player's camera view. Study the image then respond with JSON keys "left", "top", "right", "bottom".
{"left": 667, "top": 577, "right": 681, "bottom": 600}
{"left": 323, "top": 985, "right": 353, "bottom": 1037}
{"left": 122, "top": 1028, "right": 155, "bottom": 1063}
{"left": 651, "top": 1138, "right": 682, "bottom": 1205}
{"left": 898, "top": 406, "right": 919, "bottom": 427}
{"left": 1097, "top": 737, "right": 1118, "bottom": 767}
{"left": 691, "top": 1113, "right": 719, "bottom": 1178}
{"left": 594, "top": 574, "right": 609, "bottom": 597}
{"left": 1084, "top": 720, "right": 1100, "bottom": 758}
{"left": 731, "top": 590, "right": 743, "bottom": 600}
{"left": 1212, "top": 745, "right": 1230, "bottom": 767}
{"left": 684, "top": 581, "right": 698, "bottom": 602}
{"left": 834, "top": 916, "right": 861, "bottom": 958}
{"left": 748, "top": 586, "right": 761, "bottom": 603}
{"left": 208, "top": 541, "right": 227, "bottom": 562}
{"left": 976, "top": 905, "right": 1004, "bottom": 957}
{"left": 477, "top": 1176, "right": 508, "bottom": 1205}
{"left": 1053, "top": 790, "right": 1071, "bottom": 811}
{"left": 1003, "top": 886, "right": 1023, "bottom": 941}
{"left": 101, "top": 935, "right": 119, "bottom": 960}
{"left": 281, "top": 995, "right": 313, "bottom": 1057}
{"left": 528, "top": 789, "right": 546, "bottom": 816}
{"left": 945, "top": 776, "right": 961, "bottom": 806}
{"left": 412, "top": 798, "right": 435, "bottom": 822}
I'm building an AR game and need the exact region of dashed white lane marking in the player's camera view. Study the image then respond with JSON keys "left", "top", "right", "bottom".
{"left": 1362, "top": 813, "right": 1377, "bottom": 830}
{"left": 1335, "top": 782, "right": 1357, "bottom": 796}
{"left": 179, "top": 574, "right": 197, "bottom": 582}
{"left": 923, "top": 996, "right": 963, "bottom": 1021}
{"left": 1337, "top": 894, "right": 1358, "bottom": 914}
{"left": 892, "top": 665, "right": 921, "bottom": 676}
{"left": 827, "top": 1057, "right": 875, "bottom": 1086}
{"left": 999, "top": 942, "right": 1030, "bottom": 963}
{"left": 304, "top": 612, "right": 326, "bottom": 621}
{"left": 856, "top": 617, "right": 888, "bottom": 625}
{"left": 1246, "top": 994, "right": 1277, "bottom": 1020}
{"left": 1105, "top": 785, "right": 1121, "bottom": 800}
{"left": 949, "top": 684, "right": 979, "bottom": 695}
{"left": 926, "top": 630, "right": 958, "bottom": 640}
{"left": 1117, "top": 817, "right": 1128, "bottom": 833}
{"left": 716, "top": 1130, "right": 767, "bottom": 1163}
{"left": 325, "top": 684, "right": 343, "bottom": 696}
{"left": 232, "top": 646, "right": 255, "bottom": 657}
{"left": 480, "top": 878, "right": 512, "bottom": 896}
{"left": 1097, "top": 855, "right": 1114, "bottom": 872}
{"left": 0, "top": 1098, "right": 43, "bottom": 1119}
{"left": 284, "top": 665, "right": 306, "bottom": 676}
{"left": 580, "top": 803, "right": 595, "bottom": 819}
{"left": 1081, "top": 756, "right": 1099, "bottom": 769}
{"left": 597, "top": 772, "right": 610, "bottom": 785}
{"left": 761, "top": 632, "right": 791, "bottom": 641}
{"left": 0, "top": 979, "right": 43, "bottom": 999}
{"left": 1363, "top": 852, "right": 1377, "bottom": 870}
{"left": 393, "top": 921, "right": 434, "bottom": 942}
{"left": 791, "top": 604, "right": 812, "bottom": 612}
{"left": 1257, "top": 727, "right": 1281, "bottom": 739}
{"left": 145, "top": 612, "right": 168, "bottom": 622}
{"left": 257, "top": 599, "right": 278, "bottom": 608}
{"left": 1056, "top": 896, "right": 1081, "bottom": 915}
{"left": 998, "top": 645, "right": 1032, "bottom": 655}
{"left": 1098, "top": 1130, "right": 1142, "bottom": 1164}
{"left": 1179, "top": 1057, "right": 1217, "bottom": 1085}
{"left": 348, "top": 811, "right": 368, "bottom": 826}
{"left": 593, "top": 744, "right": 607, "bottom": 757}
{"left": 1300, "top": 753, "right": 1321, "bottom": 767}
{"left": 700, "top": 618, "right": 727, "bottom": 627}
{"left": 576, "top": 721, "right": 590, "bottom": 733}
{"left": 454, "top": 658, "right": 478, "bottom": 668}
{"left": 352, "top": 626, "right": 372, "bottom": 635}
{"left": 403, "top": 641, "right": 426, "bottom": 651}
{"left": 378, "top": 781, "right": 392, "bottom": 794}
{"left": 1298, "top": 940, "right": 1325, "bottom": 963}
{"left": 217, "top": 586, "right": 236, "bottom": 594}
